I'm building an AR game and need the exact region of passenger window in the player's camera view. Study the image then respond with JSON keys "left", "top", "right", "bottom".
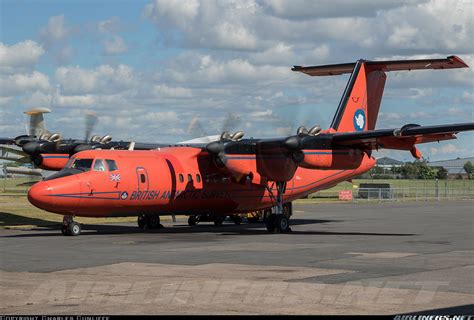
{"left": 93, "top": 159, "right": 107, "bottom": 172}
{"left": 196, "top": 174, "right": 201, "bottom": 183}
{"left": 141, "top": 174, "right": 146, "bottom": 183}
{"left": 106, "top": 159, "right": 118, "bottom": 171}
{"left": 71, "top": 158, "right": 93, "bottom": 171}
{"left": 188, "top": 174, "right": 192, "bottom": 182}
{"left": 179, "top": 174, "right": 184, "bottom": 183}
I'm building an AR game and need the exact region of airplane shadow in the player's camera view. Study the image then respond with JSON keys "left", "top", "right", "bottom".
{"left": 1, "top": 217, "right": 415, "bottom": 238}
{"left": 0, "top": 211, "right": 59, "bottom": 229}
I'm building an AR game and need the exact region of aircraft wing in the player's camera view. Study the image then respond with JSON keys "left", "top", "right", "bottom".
{"left": 331, "top": 123, "right": 474, "bottom": 150}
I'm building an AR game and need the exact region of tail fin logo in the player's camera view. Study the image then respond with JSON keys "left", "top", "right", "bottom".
{"left": 354, "top": 109, "right": 366, "bottom": 131}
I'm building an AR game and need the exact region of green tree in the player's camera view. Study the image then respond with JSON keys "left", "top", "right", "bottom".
{"left": 463, "top": 161, "right": 473, "bottom": 174}
{"left": 400, "top": 162, "right": 418, "bottom": 179}
{"left": 436, "top": 166, "right": 448, "bottom": 179}
{"left": 415, "top": 160, "right": 436, "bottom": 179}
{"left": 463, "top": 161, "right": 473, "bottom": 179}
{"left": 401, "top": 159, "right": 437, "bottom": 179}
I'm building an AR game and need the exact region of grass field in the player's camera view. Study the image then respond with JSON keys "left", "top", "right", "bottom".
{"left": 0, "top": 195, "right": 137, "bottom": 229}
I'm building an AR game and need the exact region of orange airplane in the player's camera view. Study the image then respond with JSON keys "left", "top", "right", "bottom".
{"left": 26, "top": 56, "right": 474, "bottom": 236}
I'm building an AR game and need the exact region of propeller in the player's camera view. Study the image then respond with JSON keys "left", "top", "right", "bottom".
{"left": 70, "top": 113, "right": 112, "bottom": 154}
{"left": 85, "top": 112, "right": 98, "bottom": 142}
{"left": 186, "top": 112, "right": 243, "bottom": 143}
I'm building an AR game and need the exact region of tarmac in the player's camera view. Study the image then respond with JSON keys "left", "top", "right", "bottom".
{"left": 0, "top": 200, "right": 473, "bottom": 315}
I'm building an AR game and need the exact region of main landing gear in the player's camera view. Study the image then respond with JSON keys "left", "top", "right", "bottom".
{"left": 138, "top": 214, "right": 163, "bottom": 230}
{"left": 61, "top": 215, "right": 81, "bottom": 236}
{"left": 265, "top": 182, "right": 292, "bottom": 233}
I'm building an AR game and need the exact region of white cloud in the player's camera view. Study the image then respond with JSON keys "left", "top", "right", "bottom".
{"left": 55, "top": 64, "right": 137, "bottom": 95}
{"left": 144, "top": 0, "right": 200, "bottom": 29}
{"left": 98, "top": 16, "right": 121, "bottom": 34}
{"left": 144, "top": 0, "right": 259, "bottom": 50}
{"left": 0, "top": 41, "right": 45, "bottom": 73}
{"left": 0, "top": 71, "right": 50, "bottom": 96}
{"left": 152, "top": 85, "right": 193, "bottom": 98}
{"left": 39, "top": 15, "right": 70, "bottom": 46}
{"left": 262, "top": 0, "right": 417, "bottom": 19}
{"left": 103, "top": 35, "right": 128, "bottom": 55}
{"left": 165, "top": 53, "right": 294, "bottom": 85}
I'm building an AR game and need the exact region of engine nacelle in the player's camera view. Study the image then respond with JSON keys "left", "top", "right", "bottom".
{"left": 299, "top": 149, "right": 364, "bottom": 170}
{"left": 36, "top": 154, "right": 70, "bottom": 171}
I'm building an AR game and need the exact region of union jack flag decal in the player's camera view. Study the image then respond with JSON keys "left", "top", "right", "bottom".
{"left": 110, "top": 174, "right": 121, "bottom": 182}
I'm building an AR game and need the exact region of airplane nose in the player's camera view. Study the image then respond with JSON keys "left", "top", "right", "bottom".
{"left": 28, "top": 181, "right": 53, "bottom": 210}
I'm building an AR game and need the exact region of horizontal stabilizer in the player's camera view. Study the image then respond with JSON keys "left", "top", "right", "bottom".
{"left": 292, "top": 55, "right": 468, "bottom": 76}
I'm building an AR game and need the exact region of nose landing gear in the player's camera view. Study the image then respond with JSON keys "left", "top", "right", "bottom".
{"left": 61, "top": 215, "right": 81, "bottom": 236}
{"left": 138, "top": 214, "right": 163, "bottom": 230}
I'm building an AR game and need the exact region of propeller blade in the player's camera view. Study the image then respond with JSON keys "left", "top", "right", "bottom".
{"left": 221, "top": 112, "right": 241, "bottom": 134}
{"left": 85, "top": 112, "right": 98, "bottom": 142}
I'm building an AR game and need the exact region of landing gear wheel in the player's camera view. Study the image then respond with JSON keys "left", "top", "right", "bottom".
{"left": 68, "top": 222, "right": 81, "bottom": 236}
{"left": 232, "top": 215, "right": 242, "bottom": 225}
{"left": 138, "top": 214, "right": 147, "bottom": 229}
{"left": 275, "top": 215, "right": 290, "bottom": 233}
{"left": 214, "top": 216, "right": 225, "bottom": 226}
{"left": 265, "top": 215, "right": 276, "bottom": 233}
{"left": 147, "top": 214, "right": 161, "bottom": 229}
{"left": 188, "top": 216, "right": 197, "bottom": 226}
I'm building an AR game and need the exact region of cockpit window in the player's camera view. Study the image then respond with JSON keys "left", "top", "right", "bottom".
{"left": 70, "top": 159, "right": 93, "bottom": 171}
{"left": 106, "top": 159, "right": 118, "bottom": 171}
{"left": 93, "top": 159, "right": 107, "bottom": 172}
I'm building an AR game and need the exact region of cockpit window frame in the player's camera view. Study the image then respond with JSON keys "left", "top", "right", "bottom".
{"left": 93, "top": 159, "right": 107, "bottom": 172}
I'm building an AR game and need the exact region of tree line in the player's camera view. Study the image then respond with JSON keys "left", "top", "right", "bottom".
{"left": 364, "top": 160, "right": 473, "bottom": 180}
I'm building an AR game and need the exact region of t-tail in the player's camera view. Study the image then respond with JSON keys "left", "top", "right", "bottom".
{"left": 292, "top": 56, "right": 469, "bottom": 133}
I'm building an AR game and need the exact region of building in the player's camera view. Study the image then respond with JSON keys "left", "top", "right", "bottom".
{"left": 376, "top": 157, "right": 404, "bottom": 169}
{"left": 427, "top": 157, "right": 474, "bottom": 179}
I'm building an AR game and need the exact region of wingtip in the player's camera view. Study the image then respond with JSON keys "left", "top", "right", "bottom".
{"left": 447, "top": 55, "right": 469, "bottom": 68}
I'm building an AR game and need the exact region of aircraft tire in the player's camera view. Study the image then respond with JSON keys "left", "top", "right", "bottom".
{"left": 188, "top": 216, "right": 197, "bottom": 226}
{"left": 147, "top": 214, "right": 161, "bottom": 229}
{"left": 214, "top": 216, "right": 225, "bottom": 226}
{"left": 68, "top": 222, "right": 81, "bottom": 236}
{"left": 265, "top": 215, "right": 276, "bottom": 233}
{"left": 275, "top": 215, "right": 290, "bottom": 233}
{"left": 137, "top": 215, "right": 147, "bottom": 229}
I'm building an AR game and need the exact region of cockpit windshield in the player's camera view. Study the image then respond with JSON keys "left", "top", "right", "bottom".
{"left": 70, "top": 158, "right": 93, "bottom": 171}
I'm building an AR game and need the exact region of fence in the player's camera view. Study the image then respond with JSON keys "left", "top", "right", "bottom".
{"left": 312, "top": 186, "right": 474, "bottom": 201}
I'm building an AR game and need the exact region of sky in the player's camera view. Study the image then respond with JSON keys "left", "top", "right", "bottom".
{"left": 0, "top": 0, "right": 473, "bottom": 162}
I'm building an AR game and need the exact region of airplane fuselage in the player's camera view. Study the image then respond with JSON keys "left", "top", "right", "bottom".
{"left": 28, "top": 148, "right": 375, "bottom": 217}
